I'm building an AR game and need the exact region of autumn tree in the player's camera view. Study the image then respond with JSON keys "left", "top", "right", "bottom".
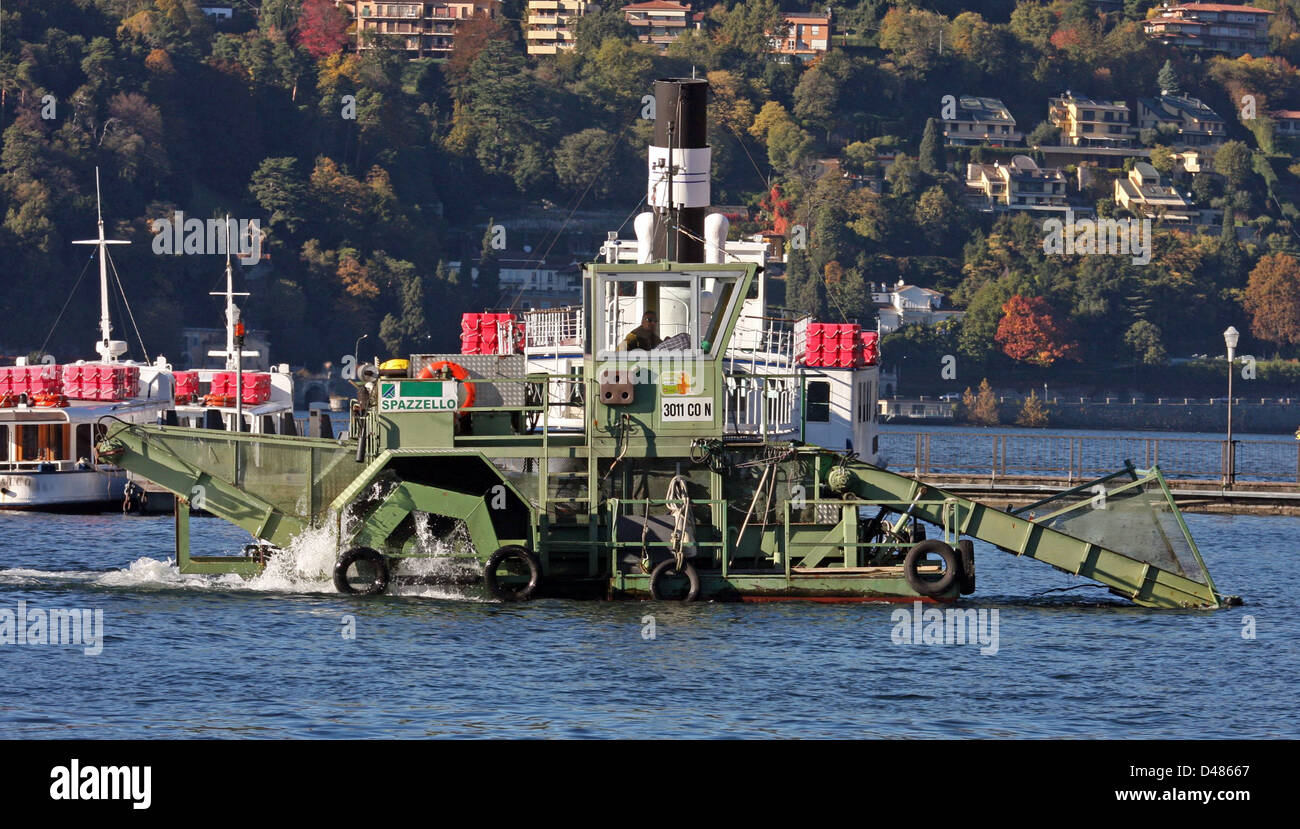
{"left": 1016, "top": 391, "right": 1048, "bottom": 427}
{"left": 963, "top": 379, "right": 1000, "bottom": 426}
{"left": 1243, "top": 253, "right": 1300, "bottom": 349}
{"left": 298, "top": 0, "right": 351, "bottom": 59}
{"left": 878, "top": 6, "right": 948, "bottom": 75}
{"left": 995, "top": 295, "right": 1081, "bottom": 366}
{"left": 445, "top": 13, "right": 516, "bottom": 92}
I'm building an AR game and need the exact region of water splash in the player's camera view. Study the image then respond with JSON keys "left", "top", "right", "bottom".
{"left": 0, "top": 509, "right": 487, "bottom": 601}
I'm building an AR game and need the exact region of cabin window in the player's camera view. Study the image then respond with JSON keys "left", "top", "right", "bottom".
{"left": 76, "top": 424, "right": 93, "bottom": 462}
{"left": 0, "top": 425, "right": 7, "bottom": 462}
{"left": 806, "top": 380, "right": 830, "bottom": 422}
{"left": 13, "top": 424, "right": 69, "bottom": 462}
{"left": 592, "top": 268, "right": 748, "bottom": 360}
{"left": 18, "top": 425, "right": 40, "bottom": 461}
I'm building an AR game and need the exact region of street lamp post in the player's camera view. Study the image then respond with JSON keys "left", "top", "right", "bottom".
{"left": 353, "top": 333, "right": 370, "bottom": 376}
{"left": 1224, "top": 326, "right": 1239, "bottom": 487}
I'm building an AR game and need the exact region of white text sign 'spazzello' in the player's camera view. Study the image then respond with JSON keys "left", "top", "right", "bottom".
{"left": 661, "top": 396, "right": 714, "bottom": 422}
{"left": 379, "top": 380, "right": 459, "bottom": 413}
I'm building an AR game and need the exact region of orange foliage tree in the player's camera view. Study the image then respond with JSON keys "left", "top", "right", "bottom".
{"left": 994, "top": 295, "right": 1081, "bottom": 367}
{"left": 1243, "top": 252, "right": 1300, "bottom": 349}
{"left": 298, "top": 0, "right": 351, "bottom": 59}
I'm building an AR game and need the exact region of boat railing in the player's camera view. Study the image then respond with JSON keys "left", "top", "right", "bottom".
{"left": 723, "top": 372, "right": 801, "bottom": 439}
{"left": 724, "top": 312, "right": 807, "bottom": 373}
{"left": 0, "top": 458, "right": 97, "bottom": 473}
{"left": 522, "top": 306, "right": 583, "bottom": 351}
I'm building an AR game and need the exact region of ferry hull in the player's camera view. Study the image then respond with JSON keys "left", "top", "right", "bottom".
{"left": 0, "top": 467, "right": 126, "bottom": 511}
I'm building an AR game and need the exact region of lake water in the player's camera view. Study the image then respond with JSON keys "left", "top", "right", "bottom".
{"left": 1, "top": 504, "right": 1296, "bottom": 738}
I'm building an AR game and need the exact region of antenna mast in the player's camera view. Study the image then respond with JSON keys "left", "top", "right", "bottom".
{"left": 71, "top": 168, "right": 130, "bottom": 362}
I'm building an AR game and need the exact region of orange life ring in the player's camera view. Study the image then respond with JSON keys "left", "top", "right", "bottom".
{"left": 0, "top": 393, "right": 17, "bottom": 408}
{"left": 202, "top": 393, "right": 236, "bottom": 408}
{"left": 416, "top": 360, "right": 477, "bottom": 411}
{"left": 34, "top": 392, "right": 68, "bottom": 408}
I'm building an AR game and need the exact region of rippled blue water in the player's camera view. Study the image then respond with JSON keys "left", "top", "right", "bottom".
{"left": 0, "top": 507, "right": 1296, "bottom": 738}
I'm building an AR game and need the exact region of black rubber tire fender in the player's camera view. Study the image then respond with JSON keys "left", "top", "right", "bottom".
{"left": 903, "top": 539, "right": 960, "bottom": 598}
{"left": 957, "top": 539, "right": 975, "bottom": 595}
{"left": 484, "top": 545, "right": 542, "bottom": 601}
{"left": 649, "top": 558, "right": 700, "bottom": 602}
{"left": 333, "top": 546, "right": 390, "bottom": 596}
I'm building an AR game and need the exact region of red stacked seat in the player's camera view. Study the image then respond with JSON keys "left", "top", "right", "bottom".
{"left": 211, "top": 371, "right": 236, "bottom": 396}
{"left": 461, "top": 313, "right": 482, "bottom": 354}
{"left": 858, "top": 331, "right": 879, "bottom": 366}
{"left": 174, "top": 371, "right": 199, "bottom": 403}
{"left": 241, "top": 372, "right": 272, "bottom": 405}
{"left": 17, "top": 365, "right": 63, "bottom": 396}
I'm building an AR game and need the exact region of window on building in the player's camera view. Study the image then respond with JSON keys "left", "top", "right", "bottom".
{"left": 807, "top": 381, "right": 830, "bottom": 422}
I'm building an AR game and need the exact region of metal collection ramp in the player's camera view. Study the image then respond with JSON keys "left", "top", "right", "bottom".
{"left": 829, "top": 457, "right": 1228, "bottom": 608}
{"left": 99, "top": 419, "right": 1233, "bottom": 608}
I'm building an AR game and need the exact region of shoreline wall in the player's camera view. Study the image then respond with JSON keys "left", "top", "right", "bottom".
{"left": 1015, "top": 398, "right": 1300, "bottom": 433}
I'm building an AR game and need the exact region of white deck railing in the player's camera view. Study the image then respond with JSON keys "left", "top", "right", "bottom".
{"left": 522, "top": 306, "right": 583, "bottom": 351}
{"left": 723, "top": 373, "right": 801, "bottom": 438}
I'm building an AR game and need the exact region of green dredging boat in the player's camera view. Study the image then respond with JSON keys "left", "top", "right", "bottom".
{"left": 97, "top": 80, "right": 1233, "bottom": 609}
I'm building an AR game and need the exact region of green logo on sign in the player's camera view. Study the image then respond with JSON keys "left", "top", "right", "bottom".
{"left": 379, "top": 380, "right": 458, "bottom": 412}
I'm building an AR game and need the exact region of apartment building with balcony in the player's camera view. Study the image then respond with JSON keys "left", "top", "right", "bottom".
{"left": 1113, "top": 161, "right": 1199, "bottom": 221}
{"left": 1136, "top": 93, "right": 1226, "bottom": 149}
{"left": 622, "top": 1, "right": 702, "bottom": 53}
{"left": 965, "top": 156, "right": 1070, "bottom": 216}
{"left": 769, "top": 12, "right": 831, "bottom": 63}
{"left": 526, "top": 1, "right": 596, "bottom": 56}
{"left": 352, "top": 1, "right": 503, "bottom": 57}
{"left": 1048, "top": 92, "right": 1134, "bottom": 148}
{"left": 1144, "top": 3, "right": 1273, "bottom": 57}
{"left": 942, "top": 96, "right": 1022, "bottom": 147}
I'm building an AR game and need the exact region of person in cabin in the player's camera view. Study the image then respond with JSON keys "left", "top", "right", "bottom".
{"left": 622, "top": 311, "right": 661, "bottom": 351}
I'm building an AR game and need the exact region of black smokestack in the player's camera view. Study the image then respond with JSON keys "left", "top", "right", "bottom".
{"left": 649, "top": 78, "right": 710, "bottom": 263}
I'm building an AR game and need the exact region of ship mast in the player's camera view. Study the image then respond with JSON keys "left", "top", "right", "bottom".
{"left": 208, "top": 217, "right": 256, "bottom": 431}
{"left": 71, "top": 168, "right": 130, "bottom": 362}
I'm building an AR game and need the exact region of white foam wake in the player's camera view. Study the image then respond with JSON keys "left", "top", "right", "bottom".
{"left": 0, "top": 514, "right": 487, "bottom": 600}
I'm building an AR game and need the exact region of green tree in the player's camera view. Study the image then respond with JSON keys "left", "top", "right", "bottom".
{"left": 572, "top": 6, "right": 638, "bottom": 57}
{"left": 1157, "top": 59, "right": 1181, "bottom": 95}
{"left": 1124, "top": 320, "right": 1167, "bottom": 366}
{"left": 918, "top": 117, "right": 945, "bottom": 176}
{"left": 1214, "top": 141, "right": 1254, "bottom": 193}
{"left": 249, "top": 157, "right": 309, "bottom": 234}
{"left": 554, "top": 128, "right": 620, "bottom": 200}
{"left": 379, "top": 258, "right": 427, "bottom": 357}
{"left": 1027, "top": 120, "right": 1060, "bottom": 147}
{"left": 793, "top": 63, "right": 840, "bottom": 141}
